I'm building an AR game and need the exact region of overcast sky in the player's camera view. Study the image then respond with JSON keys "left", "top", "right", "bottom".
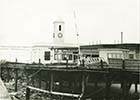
{"left": 0, "top": 0, "right": 139, "bottom": 46}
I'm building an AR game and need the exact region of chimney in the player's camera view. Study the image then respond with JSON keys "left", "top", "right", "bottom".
{"left": 121, "top": 32, "right": 123, "bottom": 44}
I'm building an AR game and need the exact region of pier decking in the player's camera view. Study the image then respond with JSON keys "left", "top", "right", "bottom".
{"left": 0, "top": 58, "right": 140, "bottom": 100}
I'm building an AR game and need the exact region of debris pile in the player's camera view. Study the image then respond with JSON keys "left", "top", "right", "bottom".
{"left": 4, "top": 77, "right": 51, "bottom": 100}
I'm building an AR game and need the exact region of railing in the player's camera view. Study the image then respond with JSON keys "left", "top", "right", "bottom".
{"left": 79, "top": 57, "right": 108, "bottom": 68}
{"left": 84, "top": 57, "right": 106, "bottom": 65}
{"left": 108, "top": 58, "right": 140, "bottom": 70}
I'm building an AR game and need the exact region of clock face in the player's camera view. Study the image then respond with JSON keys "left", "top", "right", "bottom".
{"left": 58, "top": 33, "right": 63, "bottom": 38}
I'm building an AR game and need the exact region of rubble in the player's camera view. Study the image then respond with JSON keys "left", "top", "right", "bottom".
{"left": 4, "top": 78, "right": 51, "bottom": 100}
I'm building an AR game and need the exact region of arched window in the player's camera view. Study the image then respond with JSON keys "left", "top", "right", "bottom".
{"left": 59, "top": 25, "right": 61, "bottom": 31}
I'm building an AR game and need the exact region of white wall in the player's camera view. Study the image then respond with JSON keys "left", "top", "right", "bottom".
{"left": 31, "top": 46, "right": 51, "bottom": 64}
{"left": 53, "top": 21, "right": 65, "bottom": 44}
{"left": 98, "top": 48, "right": 129, "bottom": 63}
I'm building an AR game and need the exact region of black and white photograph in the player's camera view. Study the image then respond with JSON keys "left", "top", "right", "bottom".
{"left": 0, "top": 0, "right": 140, "bottom": 100}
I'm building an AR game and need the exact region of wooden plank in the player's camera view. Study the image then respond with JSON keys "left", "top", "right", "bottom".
{"left": 108, "top": 58, "right": 140, "bottom": 70}
{"left": 27, "top": 86, "right": 49, "bottom": 94}
{"left": 27, "top": 86, "right": 80, "bottom": 98}
{"left": 51, "top": 91, "right": 80, "bottom": 98}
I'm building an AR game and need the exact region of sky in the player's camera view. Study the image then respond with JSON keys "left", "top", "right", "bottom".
{"left": 0, "top": 0, "right": 139, "bottom": 46}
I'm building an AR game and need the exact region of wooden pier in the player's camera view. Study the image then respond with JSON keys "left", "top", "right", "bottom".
{"left": 0, "top": 58, "right": 140, "bottom": 100}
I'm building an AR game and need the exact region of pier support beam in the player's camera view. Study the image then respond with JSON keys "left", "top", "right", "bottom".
{"left": 49, "top": 72, "right": 54, "bottom": 100}
{"left": 7, "top": 67, "right": 10, "bottom": 82}
{"left": 26, "top": 87, "right": 30, "bottom": 100}
{"left": 15, "top": 69, "right": 18, "bottom": 92}
{"left": 0, "top": 64, "right": 3, "bottom": 79}
{"left": 121, "top": 82, "right": 131, "bottom": 100}
{"left": 81, "top": 74, "right": 85, "bottom": 94}
{"left": 14, "top": 59, "right": 18, "bottom": 92}
{"left": 45, "top": 79, "right": 49, "bottom": 90}
{"left": 79, "top": 73, "right": 86, "bottom": 100}
{"left": 39, "top": 71, "right": 42, "bottom": 88}
{"left": 100, "top": 60, "right": 103, "bottom": 68}
{"left": 50, "top": 72, "right": 54, "bottom": 92}
{"left": 105, "top": 82, "right": 111, "bottom": 100}
{"left": 122, "top": 60, "right": 125, "bottom": 69}
{"left": 135, "top": 83, "right": 138, "bottom": 93}
{"left": 94, "top": 81, "right": 98, "bottom": 88}
{"left": 105, "top": 74, "right": 111, "bottom": 100}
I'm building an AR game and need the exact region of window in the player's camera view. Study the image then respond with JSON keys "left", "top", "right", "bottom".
{"left": 108, "top": 53, "right": 123, "bottom": 59}
{"left": 62, "top": 54, "right": 66, "bottom": 60}
{"left": 116, "top": 54, "right": 121, "bottom": 58}
{"left": 54, "top": 54, "right": 58, "bottom": 60}
{"left": 44, "top": 51, "right": 50, "bottom": 60}
{"left": 86, "top": 55, "right": 91, "bottom": 58}
{"left": 59, "top": 25, "right": 61, "bottom": 31}
{"left": 68, "top": 54, "right": 72, "bottom": 60}
{"left": 74, "top": 55, "right": 78, "bottom": 62}
{"left": 108, "top": 54, "right": 112, "bottom": 58}
{"left": 129, "top": 54, "right": 134, "bottom": 59}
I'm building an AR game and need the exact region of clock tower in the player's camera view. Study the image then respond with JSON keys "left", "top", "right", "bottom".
{"left": 53, "top": 19, "right": 64, "bottom": 44}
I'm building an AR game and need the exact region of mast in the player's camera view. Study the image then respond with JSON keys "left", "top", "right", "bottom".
{"left": 73, "top": 11, "right": 80, "bottom": 57}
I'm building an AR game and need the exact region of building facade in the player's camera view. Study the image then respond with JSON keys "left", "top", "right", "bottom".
{"left": 0, "top": 19, "right": 139, "bottom": 64}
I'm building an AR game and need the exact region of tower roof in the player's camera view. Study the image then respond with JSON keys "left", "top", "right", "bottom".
{"left": 53, "top": 17, "right": 64, "bottom": 23}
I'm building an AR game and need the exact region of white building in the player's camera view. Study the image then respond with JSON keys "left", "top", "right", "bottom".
{"left": 0, "top": 19, "right": 139, "bottom": 64}
{"left": 31, "top": 43, "right": 78, "bottom": 64}
{"left": 98, "top": 48, "right": 129, "bottom": 63}
{"left": 31, "top": 19, "right": 78, "bottom": 64}
{"left": 0, "top": 19, "right": 79, "bottom": 64}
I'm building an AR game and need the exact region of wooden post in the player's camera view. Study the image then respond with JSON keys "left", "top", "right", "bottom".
{"left": 39, "top": 71, "right": 42, "bottom": 88}
{"left": 15, "top": 59, "right": 18, "bottom": 92}
{"left": 7, "top": 66, "right": 10, "bottom": 82}
{"left": 25, "top": 69, "right": 30, "bottom": 86}
{"left": 127, "top": 84, "right": 131, "bottom": 93}
{"left": 49, "top": 72, "right": 54, "bottom": 100}
{"left": 122, "top": 81, "right": 127, "bottom": 100}
{"left": 105, "top": 82, "right": 111, "bottom": 100}
{"left": 100, "top": 60, "right": 103, "bottom": 68}
{"left": 105, "top": 74, "right": 111, "bottom": 100}
{"left": 82, "top": 59, "right": 85, "bottom": 67}
{"left": 0, "top": 63, "right": 2, "bottom": 79}
{"left": 50, "top": 72, "right": 53, "bottom": 92}
{"left": 135, "top": 83, "right": 138, "bottom": 93}
{"left": 94, "top": 81, "right": 98, "bottom": 88}
{"left": 39, "top": 58, "right": 41, "bottom": 67}
{"left": 81, "top": 73, "right": 85, "bottom": 98}
{"left": 120, "top": 71, "right": 124, "bottom": 89}
{"left": 122, "top": 60, "right": 125, "bottom": 69}
{"left": 31, "top": 78, "right": 35, "bottom": 87}
{"left": 15, "top": 69, "right": 18, "bottom": 92}
{"left": 38, "top": 59, "right": 42, "bottom": 88}
{"left": 26, "top": 87, "right": 30, "bottom": 100}
{"left": 66, "top": 57, "right": 68, "bottom": 68}
{"left": 45, "top": 80, "right": 49, "bottom": 90}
